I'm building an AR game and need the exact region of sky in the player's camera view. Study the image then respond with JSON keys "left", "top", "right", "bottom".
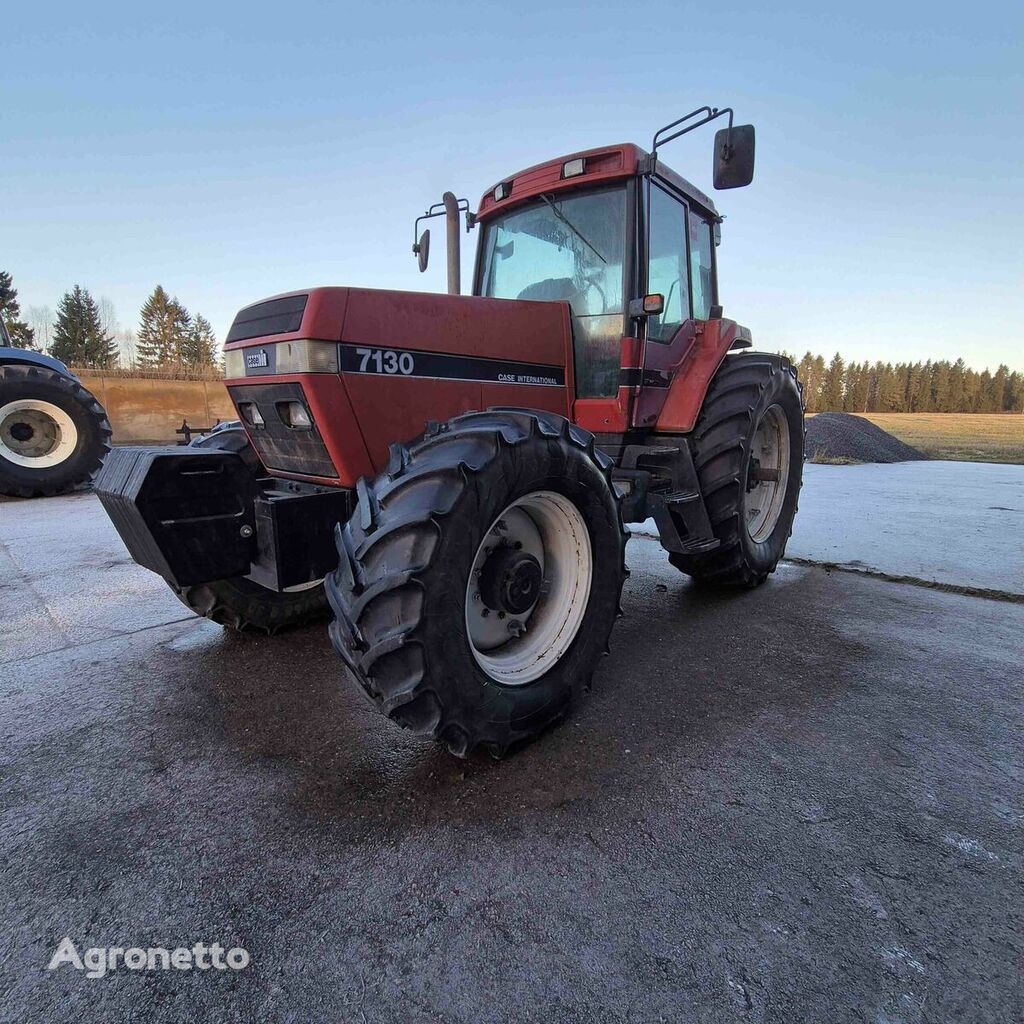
{"left": 4, "top": 0, "right": 1022, "bottom": 371}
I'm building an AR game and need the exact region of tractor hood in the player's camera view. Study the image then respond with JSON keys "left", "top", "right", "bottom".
{"left": 222, "top": 287, "right": 575, "bottom": 485}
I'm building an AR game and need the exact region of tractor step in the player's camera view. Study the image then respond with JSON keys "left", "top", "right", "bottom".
{"left": 653, "top": 489, "right": 721, "bottom": 555}
{"left": 615, "top": 443, "right": 721, "bottom": 556}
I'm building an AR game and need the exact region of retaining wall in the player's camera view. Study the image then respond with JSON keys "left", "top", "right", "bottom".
{"left": 74, "top": 371, "right": 236, "bottom": 444}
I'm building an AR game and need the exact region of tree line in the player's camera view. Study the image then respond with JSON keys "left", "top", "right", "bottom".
{"left": 0, "top": 270, "right": 218, "bottom": 370}
{"left": 4, "top": 268, "right": 1022, "bottom": 406}
{"left": 791, "top": 352, "right": 1023, "bottom": 414}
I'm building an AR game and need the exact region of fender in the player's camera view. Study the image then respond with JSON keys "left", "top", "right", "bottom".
{"left": 648, "top": 318, "right": 751, "bottom": 434}
{"left": 0, "top": 346, "right": 75, "bottom": 378}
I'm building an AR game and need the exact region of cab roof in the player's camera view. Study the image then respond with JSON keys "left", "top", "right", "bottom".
{"left": 477, "top": 143, "right": 719, "bottom": 223}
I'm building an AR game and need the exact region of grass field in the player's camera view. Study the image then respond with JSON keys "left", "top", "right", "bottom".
{"left": 855, "top": 413, "right": 1024, "bottom": 464}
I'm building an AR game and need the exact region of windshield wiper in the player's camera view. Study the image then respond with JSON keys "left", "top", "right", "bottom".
{"left": 540, "top": 194, "right": 606, "bottom": 264}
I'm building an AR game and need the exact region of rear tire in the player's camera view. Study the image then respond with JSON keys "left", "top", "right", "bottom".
{"left": 0, "top": 363, "right": 112, "bottom": 498}
{"left": 325, "top": 409, "right": 628, "bottom": 757}
{"left": 169, "top": 425, "right": 328, "bottom": 633}
{"left": 669, "top": 354, "right": 804, "bottom": 587}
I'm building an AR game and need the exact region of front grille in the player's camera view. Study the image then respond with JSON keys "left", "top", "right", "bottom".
{"left": 226, "top": 294, "right": 308, "bottom": 343}
{"left": 228, "top": 382, "right": 337, "bottom": 479}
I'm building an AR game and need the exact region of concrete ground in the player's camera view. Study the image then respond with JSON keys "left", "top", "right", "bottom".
{"left": 787, "top": 462, "right": 1024, "bottom": 597}
{"left": 1, "top": 482, "right": 1022, "bottom": 1023}
{"left": 634, "top": 461, "right": 1024, "bottom": 598}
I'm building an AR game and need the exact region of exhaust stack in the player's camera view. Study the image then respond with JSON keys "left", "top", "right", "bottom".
{"left": 443, "top": 191, "right": 460, "bottom": 295}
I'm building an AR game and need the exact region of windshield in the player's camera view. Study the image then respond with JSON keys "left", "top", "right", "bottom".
{"left": 479, "top": 186, "right": 626, "bottom": 398}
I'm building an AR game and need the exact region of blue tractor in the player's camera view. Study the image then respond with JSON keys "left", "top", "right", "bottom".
{"left": 0, "top": 319, "right": 112, "bottom": 498}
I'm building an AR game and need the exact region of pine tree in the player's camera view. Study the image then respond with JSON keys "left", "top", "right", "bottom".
{"left": 865, "top": 362, "right": 882, "bottom": 412}
{"left": 931, "top": 362, "right": 951, "bottom": 412}
{"left": 845, "top": 362, "right": 870, "bottom": 412}
{"left": 137, "top": 285, "right": 191, "bottom": 368}
{"left": 916, "top": 361, "right": 933, "bottom": 412}
{"left": 948, "top": 358, "right": 966, "bottom": 412}
{"left": 1006, "top": 372, "right": 1024, "bottom": 413}
{"left": 991, "top": 365, "right": 1009, "bottom": 413}
{"left": 797, "top": 352, "right": 818, "bottom": 412}
{"left": 180, "top": 313, "right": 217, "bottom": 366}
{"left": 50, "top": 285, "right": 117, "bottom": 367}
{"left": 821, "top": 353, "right": 845, "bottom": 411}
{"left": 0, "top": 270, "right": 37, "bottom": 349}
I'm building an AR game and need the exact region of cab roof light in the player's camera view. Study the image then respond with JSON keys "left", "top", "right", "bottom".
{"left": 562, "top": 158, "right": 585, "bottom": 178}
{"left": 493, "top": 181, "right": 511, "bottom": 201}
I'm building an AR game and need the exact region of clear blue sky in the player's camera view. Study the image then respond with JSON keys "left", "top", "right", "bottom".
{"left": 4, "top": 0, "right": 1022, "bottom": 370}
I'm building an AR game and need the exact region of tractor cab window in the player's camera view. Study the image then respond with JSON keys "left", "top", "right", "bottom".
{"left": 646, "top": 183, "right": 691, "bottom": 342}
{"left": 689, "top": 211, "right": 715, "bottom": 320}
{"left": 479, "top": 187, "right": 626, "bottom": 398}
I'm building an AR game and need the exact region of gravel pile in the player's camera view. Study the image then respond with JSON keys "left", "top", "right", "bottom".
{"left": 806, "top": 412, "right": 927, "bottom": 464}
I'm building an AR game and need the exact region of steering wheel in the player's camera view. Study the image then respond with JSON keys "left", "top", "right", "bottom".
{"left": 578, "top": 275, "right": 607, "bottom": 315}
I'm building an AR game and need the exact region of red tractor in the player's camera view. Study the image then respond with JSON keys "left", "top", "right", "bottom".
{"left": 97, "top": 106, "right": 804, "bottom": 757}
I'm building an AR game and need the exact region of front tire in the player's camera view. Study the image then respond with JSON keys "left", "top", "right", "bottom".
{"left": 0, "top": 364, "right": 112, "bottom": 498}
{"left": 325, "top": 409, "right": 628, "bottom": 757}
{"left": 670, "top": 354, "right": 804, "bottom": 587}
{"left": 172, "top": 576, "right": 328, "bottom": 635}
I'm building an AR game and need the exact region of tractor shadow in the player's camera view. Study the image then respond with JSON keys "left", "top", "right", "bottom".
{"left": 171, "top": 546, "right": 872, "bottom": 837}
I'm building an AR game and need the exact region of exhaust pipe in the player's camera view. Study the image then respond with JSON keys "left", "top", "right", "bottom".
{"left": 443, "top": 191, "right": 460, "bottom": 295}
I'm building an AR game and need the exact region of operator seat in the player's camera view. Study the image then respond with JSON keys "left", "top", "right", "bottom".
{"left": 517, "top": 278, "right": 579, "bottom": 305}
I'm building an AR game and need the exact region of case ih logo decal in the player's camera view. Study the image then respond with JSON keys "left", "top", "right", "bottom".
{"left": 339, "top": 344, "right": 564, "bottom": 387}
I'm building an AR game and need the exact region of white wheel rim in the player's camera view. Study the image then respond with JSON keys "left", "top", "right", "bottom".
{"left": 0, "top": 400, "right": 79, "bottom": 469}
{"left": 465, "top": 491, "right": 593, "bottom": 686}
{"left": 745, "top": 403, "right": 791, "bottom": 543}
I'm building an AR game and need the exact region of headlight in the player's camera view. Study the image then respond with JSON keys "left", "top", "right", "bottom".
{"left": 224, "top": 349, "right": 245, "bottom": 378}
{"left": 276, "top": 339, "right": 339, "bottom": 374}
{"left": 223, "top": 339, "right": 339, "bottom": 378}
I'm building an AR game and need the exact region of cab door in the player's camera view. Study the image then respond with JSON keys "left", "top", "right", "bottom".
{"left": 632, "top": 180, "right": 717, "bottom": 428}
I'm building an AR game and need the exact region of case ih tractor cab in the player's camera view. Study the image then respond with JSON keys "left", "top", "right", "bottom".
{"left": 97, "top": 105, "right": 804, "bottom": 757}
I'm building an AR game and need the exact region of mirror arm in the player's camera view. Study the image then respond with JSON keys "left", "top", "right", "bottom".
{"left": 413, "top": 197, "right": 475, "bottom": 252}
{"left": 651, "top": 105, "right": 735, "bottom": 164}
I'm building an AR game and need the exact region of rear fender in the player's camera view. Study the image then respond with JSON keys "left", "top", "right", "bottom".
{"left": 0, "top": 346, "right": 73, "bottom": 377}
{"left": 639, "top": 319, "right": 750, "bottom": 434}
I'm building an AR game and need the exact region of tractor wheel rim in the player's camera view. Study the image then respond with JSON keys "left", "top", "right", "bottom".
{"left": 465, "top": 491, "right": 593, "bottom": 687}
{"left": 0, "top": 400, "right": 78, "bottom": 469}
{"left": 745, "top": 403, "right": 790, "bottom": 543}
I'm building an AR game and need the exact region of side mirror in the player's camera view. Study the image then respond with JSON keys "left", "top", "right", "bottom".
{"left": 413, "top": 229, "right": 430, "bottom": 273}
{"left": 713, "top": 124, "right": 755, "bottom": 189}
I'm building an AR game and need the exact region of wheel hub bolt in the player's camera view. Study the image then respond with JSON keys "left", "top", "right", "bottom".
{"left": 507, "top": 619, "right": 525, "bottom": 638}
